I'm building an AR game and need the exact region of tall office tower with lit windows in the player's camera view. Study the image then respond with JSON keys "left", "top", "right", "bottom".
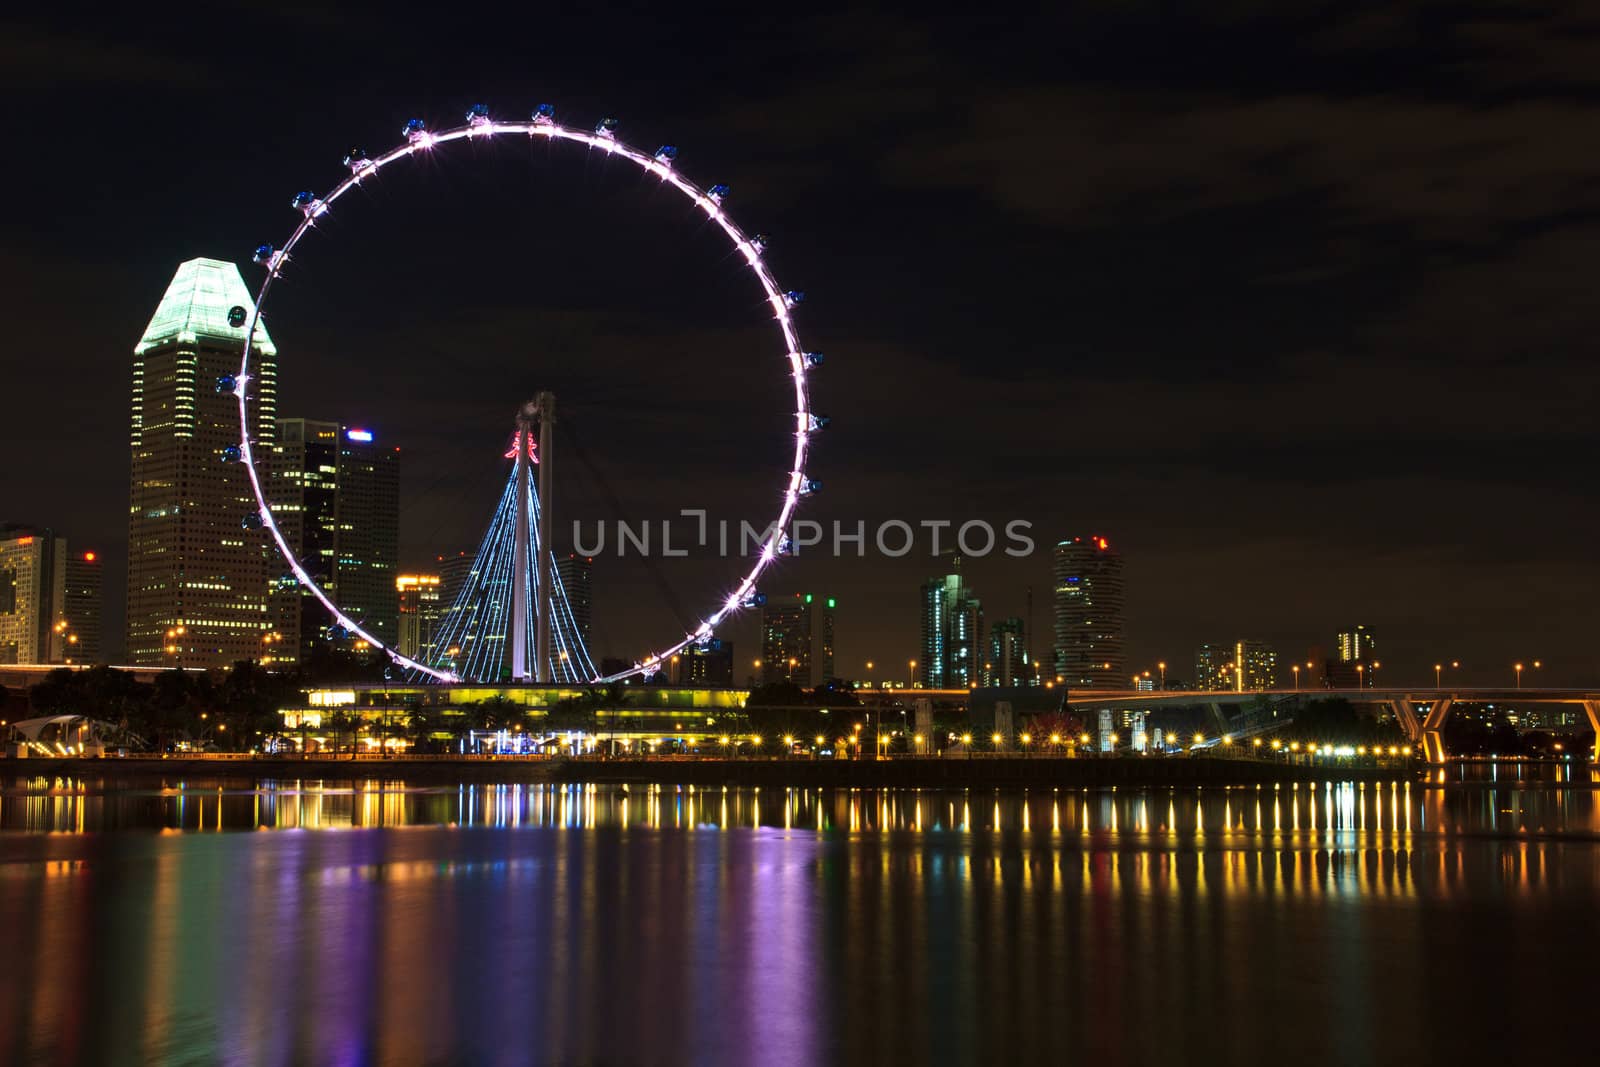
{"left": 63, "top": 550, "right": 104, "bottom": 664}
{"left": 1193, "top": 643, "right": 1233, "bottom": 692}
{"left": 920, "top": 557, "right": 983, "bottom": 689}
{"left": 0, "top": 526, "right": 66, "bottom": 665}
{"left": 396, "top": 574, "right": 443, "bottom": 660}
{"left": 985, "top": 617, "right": 1027, "bottom": 687}
{"left": 1052, "top": 535, "right": 1125, "bottom": 688}
{"left": 1337, "top": 625, "right": 1377, "bottom": 663}
{"left": 127, "top": 259, "right": 277, "bottom": 667}
{"left": 554, "top": 553, "right": 593, "bottom": 647}
{"left": 761, "top": 593, "right": 835, "bottom": 687}
{"left": 1328, "top": 624, "right": 1378, "bottom": 687}
{"left": 269, "top": 419, "right": 400, "bottom": 662}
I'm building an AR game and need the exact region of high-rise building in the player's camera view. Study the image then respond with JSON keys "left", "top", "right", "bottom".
{"left": 1193, "top": 643, "right": 1233, "bottom": 692}
{"left": 1052, "top": 535, "right": 1125, "bottom": 688}
{"left": 269, "top": 420, "right": 400, "bottom": 661}
{"left": 761, "top": 593, "right": 835, "bottom": 687}
{"left": 128, "top": 258, "right": 277, "bottom": 667}
{"left": 554, "top": 554, "right": 593, "bottom": 648}
{"left": 330, "top": 426, "right": 399, "bottom": 648}
{"left": 396, "top": 574, "right": 443, "bottom": 660}
{"left": 1234, "top": 640, "right": 1278, "bottom": 691}
{"left": 0, "top": 527, "right": 66, "bottom": 665}
{"left": 674, "top": 638, "right": 735, "bottom": 687}
{"left": 1195, "top": 639, "right": 1279, "bottom": 691}
{"left": 984, "top": 616, "right": 1028, "bottom": 688}
{"left": 1327, "top": 624, "right": 1378, "bottom": 687}
{"left": 1337, "top": 625, "right": 1377, "bottom": 663}
{"left": 63, "top": 550, "right": 104, "bottom": 664}
{"left": 921, "top": 558, "right": 982, "bottom": 689}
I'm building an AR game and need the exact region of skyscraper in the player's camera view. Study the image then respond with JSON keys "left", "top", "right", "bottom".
{"left": 396, "top": 574, "right": 443, "bottom": 660}
{"left": 554, "top": 553, "right": 593, "bottom": 648}
{"left": 1052, "top": 535, "right": 1125, "bottom": 688}
{"left": 1193, "top": 642, "right": 1233, "bottom": 692}
{"left": 761, "top": 594, "right": 835, "bottom": 687}
{"left": 1329, "top": 624, "right": 1377, "bottom": 687}
{"left": 1234, "top": 640, "right": 1278, "bottom": 691}
{"left": 269, "top": 419, "right": 400, "bottom": 661}
{"left": 330, "top": 426, "right": 400, "bottom": 648}
{"left": 674, "top": 638, "right": 735, "bottom": 687}
{"left": 1337, "top": 625, "right": 1377, "bottom": 663}
{"left": 920, "top": 558, "right": 982, "bottom": 689}
{"left": 63, "top": 550, "right": 104, "bottom": 665}
{"left": 0, "top": 526, "right": 66, "bottom": 665}
{"left": 985, "top": 616, "right": 1028, "bottom": 687}
{"left": 128, "top": 258, "right": 277, "bottom": 667}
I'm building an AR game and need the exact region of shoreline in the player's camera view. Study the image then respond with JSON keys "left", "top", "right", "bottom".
{"left": 0, "top": 755, "right": 1417, "bottom": 788}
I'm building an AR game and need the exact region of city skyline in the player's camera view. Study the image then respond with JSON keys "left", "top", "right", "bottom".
{"left": 1, "top": 12, "right": 1596, "bottom": 687}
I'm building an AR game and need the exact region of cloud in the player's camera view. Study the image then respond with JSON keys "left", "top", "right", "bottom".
{"left": 0, "top": 23, "right": 213, "bottom": 88}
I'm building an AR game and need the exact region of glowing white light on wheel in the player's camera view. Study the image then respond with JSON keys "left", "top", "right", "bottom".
{"left": 233, "top": 105, "right": 815, "bottom": 683}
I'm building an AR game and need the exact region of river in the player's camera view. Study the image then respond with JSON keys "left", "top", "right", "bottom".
{"left": 1, "top": 769, "right": 1595, "bottom": 1065}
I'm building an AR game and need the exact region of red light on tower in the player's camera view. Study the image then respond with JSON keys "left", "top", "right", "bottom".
{"left": 84, "top": 551, "right": 96, "bottom": 562}
{"left": 1096, "top": 537, "right": 1108, "bottom": 550}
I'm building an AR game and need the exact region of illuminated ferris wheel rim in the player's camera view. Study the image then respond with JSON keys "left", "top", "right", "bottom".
{"left": 234, "top": 107, "right": 818, "bottom": 684}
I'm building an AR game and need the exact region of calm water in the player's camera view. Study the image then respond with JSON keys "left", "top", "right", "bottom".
{"left": 2, "top": 773, "right": 1597, "bottom": 1065}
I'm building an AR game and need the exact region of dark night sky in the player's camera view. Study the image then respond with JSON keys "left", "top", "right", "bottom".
{"left": 2, "top": 5, "right": 1597, "bottom": 685}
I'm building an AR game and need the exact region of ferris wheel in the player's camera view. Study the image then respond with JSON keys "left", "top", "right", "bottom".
{"left": 226, "top": 103, "right": 824, "bottom": 683}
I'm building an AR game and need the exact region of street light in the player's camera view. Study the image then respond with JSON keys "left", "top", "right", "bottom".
{"left": 908, "top": 659, "right": 917, "bottom": 688}
{"left": 1157, "top": 662, "right": 1166, "bottom": 690}
{"left": 1515, "top": 662, "right": 1523, "bottom": 689}
{"left": 1292, "top": 664, "right": 1300, "bottom": 690}
{"left": 1434, "top": 663, "right": 1442, "bottom": 687}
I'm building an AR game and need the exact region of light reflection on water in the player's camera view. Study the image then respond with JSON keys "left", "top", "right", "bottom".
{"left": 1, "top": 777, "right": 1597, "bottom": 1066}
{"left": 2, "top": 776, "right": 1598, "bottom": 840}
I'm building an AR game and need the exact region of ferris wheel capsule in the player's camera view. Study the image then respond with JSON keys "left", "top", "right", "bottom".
{"left": 707, "top": 184, "right": 730, "bottom": 204}
{"left": 808, "top": 414, "right": 831, "bottom": 431}
{"left": 466, "top": 103, "right": 491, "bottom": 127}
{"left": 216, "top": 374, "right": 237, "bottom": 394}
{"left": 403, "top": 118, "right": 428, "bottom": 143}
{"left": 290, "top": 190, "right": 326, "bottom": 217}
{"left": 226, "top": 305, "right": 248, "bottom": 328}
{"left": 532, "top": 103, "right": 556, "bottom": 125}
{"left": 221, "top": 445, "right": 241, "bottom": 463}
{"left": 654, "top": 145, "right": 678, "bottom": 165}
{"left": 802, "top": 351, "right": 824, "bottom": 367}
{"left": 252, "top": 244, "right": 286, "bottom": 274}
{"left": 741, "top": 591, "right": 767, "bottom": 609}
{"left": 782, "top": 290, "right": 805, "bottom": 309}
{"left": 241, "top": 513, "right": 263, "bottom": 531}
{"left": 594, "top": 117, "right": 619, "bottom": 139}
{"left": 798, "top": 479, "right": 822, "bottom": 496}
{"left": 343, "top": 148, "right": 373, "bottom": 173}
{"left": 750, "top": 233, "right": 770, "bottom": 254}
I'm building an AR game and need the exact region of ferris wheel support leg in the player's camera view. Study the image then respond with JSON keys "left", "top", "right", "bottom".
{"left": 535, "top": 391, "right": 556, "bottom": 683}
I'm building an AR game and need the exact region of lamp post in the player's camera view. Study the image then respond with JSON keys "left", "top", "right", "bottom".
{"left": 1515, "top": 662, "right": 1522, "bottom": 689}
{"left": 908, "top": 659, "right": 917, "bottom": 689}
{"left": 1292, "top": 664, "right": 1300, "bottom": 690}
{"left": 1158, "top": 662, "right": 1166, "bottom": 690}
{"left": 1434, "top": 663, "right": 1442, "bottom": 688}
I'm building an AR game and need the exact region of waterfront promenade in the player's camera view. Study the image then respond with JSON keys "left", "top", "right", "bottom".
{"left": 2, "top": 753, "right": 1412, "bottom": 787}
